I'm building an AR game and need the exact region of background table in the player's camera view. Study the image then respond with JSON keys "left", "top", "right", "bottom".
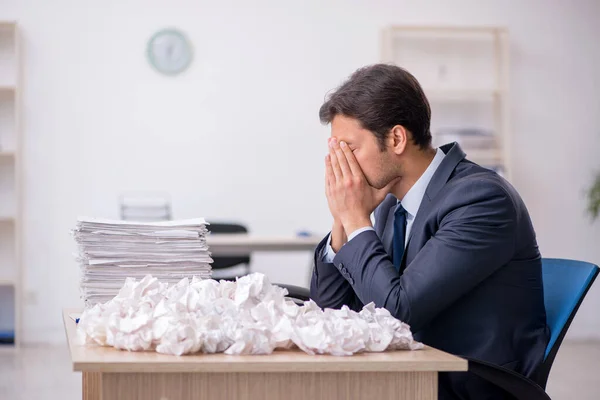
{"left": 64, "top": 309, "right": 467, "bottom": 400}
{"left": 206, "top": 234, "right": 322, "bottom": 256}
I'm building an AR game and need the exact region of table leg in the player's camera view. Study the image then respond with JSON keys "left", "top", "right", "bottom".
{"left": 82, "top": 372, "right": 102, "bottom": 400}
{"left": 99, "top": 371, "right": 437, "bottom": 400}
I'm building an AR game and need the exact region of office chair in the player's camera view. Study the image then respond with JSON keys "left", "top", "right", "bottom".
{"left": 208, "top": 222, "right": 313, "bottom": 299}
{"left": 466, "top": 258, "right": 599, "bottom": 400}
{"left": 278, "top": 284, "right": 311, "bottom": 304}
{"left": 209, "top": 222, "right": 252, "bottom": 281}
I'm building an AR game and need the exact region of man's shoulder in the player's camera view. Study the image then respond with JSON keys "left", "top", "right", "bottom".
{"left": 439, "top": 160, "right": 522, "bottom": 214}
{"left": 448, "top": 161, "right": 515, "bottom": 194}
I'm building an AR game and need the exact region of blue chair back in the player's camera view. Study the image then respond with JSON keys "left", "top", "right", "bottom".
{"left": 536, "top": 258, "right": 599, "bottom": 387}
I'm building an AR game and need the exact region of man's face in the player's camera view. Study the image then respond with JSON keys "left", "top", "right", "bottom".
{"left": 330, "top": 115, "right": 398, "bottom": 189}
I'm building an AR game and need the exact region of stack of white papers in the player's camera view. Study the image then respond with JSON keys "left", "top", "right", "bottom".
{"left": 72, "top": 217, "right": 212, "bottom": 305}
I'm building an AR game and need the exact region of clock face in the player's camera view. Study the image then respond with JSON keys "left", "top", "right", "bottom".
{"left": 147, "top": 29, "right": 193, "bottom": 75}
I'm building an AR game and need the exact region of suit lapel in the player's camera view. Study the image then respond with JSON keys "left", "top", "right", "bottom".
{"left": 378, "top": 194, "right": 397, "bottom": 255}
{"left": 401, "top": 142, "right": 467, "bottom": 269}
{"left": 377, "top": 142, "right": 466, "bottom": 269}
{"left": 424, "top": 142, "right": 466, "bottom": 200}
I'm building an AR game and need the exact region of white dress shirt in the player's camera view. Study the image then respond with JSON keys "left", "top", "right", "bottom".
{"left": 322, "top": 147, "right": 446, "bottom": 262}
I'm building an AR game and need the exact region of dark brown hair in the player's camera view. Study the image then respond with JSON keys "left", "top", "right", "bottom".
{"left": 319, "top": 64, "right": 432, "bottom": 150}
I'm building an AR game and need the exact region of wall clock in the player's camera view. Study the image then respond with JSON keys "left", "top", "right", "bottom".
{"left": 147, "top": 28, "right": 193, "bottom": 76}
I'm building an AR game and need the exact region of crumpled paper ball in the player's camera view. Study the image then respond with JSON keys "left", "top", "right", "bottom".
{"left": 77, "top": 273, "right": 423, "bottom": 356}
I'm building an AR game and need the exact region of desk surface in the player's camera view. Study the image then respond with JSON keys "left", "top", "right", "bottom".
{"left": 206, "top": 234, "right": 322, "bottom": 254}
{"left": 64, "top": 309, "right": 467, "bottom": 374}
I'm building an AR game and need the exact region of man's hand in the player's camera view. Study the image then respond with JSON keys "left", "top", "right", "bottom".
{"left": 325, "top": 137, "right": 399, "bottom": 236}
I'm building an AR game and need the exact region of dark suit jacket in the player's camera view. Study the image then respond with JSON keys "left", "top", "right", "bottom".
{"left": 310, "top": 142, "right": 549, "bottom": 400}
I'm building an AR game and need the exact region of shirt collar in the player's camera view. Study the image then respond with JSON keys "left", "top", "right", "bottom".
{"left": 399, "top": 147, "right": 446, "bottom": 218}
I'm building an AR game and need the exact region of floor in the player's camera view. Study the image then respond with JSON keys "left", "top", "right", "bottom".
{"left": 0, "top": 341, "right": 598, "bottom": 399}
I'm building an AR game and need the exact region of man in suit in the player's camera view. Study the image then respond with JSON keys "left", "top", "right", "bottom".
{"left": 310, "top": 64, "right": 549, "bottom": 399}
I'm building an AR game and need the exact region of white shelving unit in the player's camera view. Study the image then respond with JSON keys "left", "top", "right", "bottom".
{"left": 381, "top": 26, "right": 511, "bottom": 180}
{"left": 0, "top": 21, "right": 21, "bottom": 347}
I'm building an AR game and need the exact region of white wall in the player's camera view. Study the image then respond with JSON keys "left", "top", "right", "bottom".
{"left": 1, "top": 0, "right": 598, "bottom": 343}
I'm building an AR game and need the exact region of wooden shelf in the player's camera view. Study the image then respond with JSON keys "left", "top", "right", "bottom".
{"left": 426, "top": 89, "right": 501, "bottom": 102}
{"left": 385, "top": 25, "right": 506, "bottom": 34}
{"left": 0, "top": 20, "right": 20, "bottom": 347}
{"left": 464, "top": 149, "right": 504, "bottom": 164}
{"left": 381, "top": 24, "right": 510, "bottom": 180}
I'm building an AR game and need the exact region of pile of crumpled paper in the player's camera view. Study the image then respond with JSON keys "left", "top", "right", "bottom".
{"left": 77, "top": 273, "right": 423, "bottom": 356}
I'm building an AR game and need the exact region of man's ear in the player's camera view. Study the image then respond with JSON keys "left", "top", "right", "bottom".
{"left": 389, "top": 125, "right": 408, "bottom": 155}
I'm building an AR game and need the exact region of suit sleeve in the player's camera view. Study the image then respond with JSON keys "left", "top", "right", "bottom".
{"left": 333, "top": 180, "right": 517, "bottom": 332}
{"left": 310, "top": 234, "right": 362, "bottom": 311}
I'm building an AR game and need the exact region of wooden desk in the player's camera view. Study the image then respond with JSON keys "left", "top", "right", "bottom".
{"left": 64, "top": 310, "right": 467, "bottom": 400}
{"left": 206, "top": 234, "right": 322, "bottom": 256}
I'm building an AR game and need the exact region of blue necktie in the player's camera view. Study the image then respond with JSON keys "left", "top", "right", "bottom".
{"left": 393, "top": 203, "right": 407, "bottom": 273}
